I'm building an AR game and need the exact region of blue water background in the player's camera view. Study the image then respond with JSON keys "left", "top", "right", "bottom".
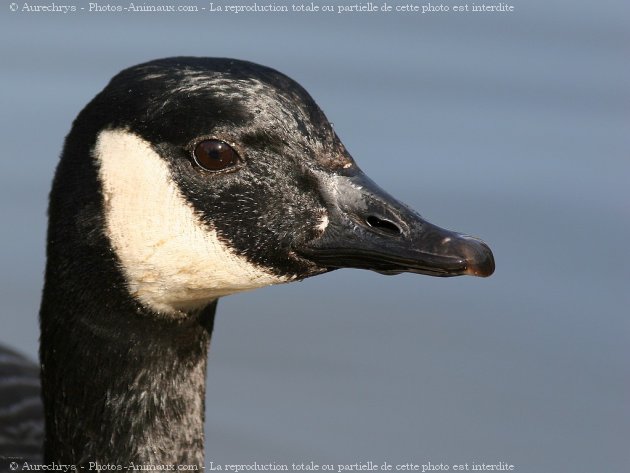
{"left": 1, "top": 1, "right": 628, "bottom": 471}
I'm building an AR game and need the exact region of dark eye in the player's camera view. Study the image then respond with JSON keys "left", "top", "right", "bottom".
{"left": 192, "top": 139, "right": 240, "bottom": 171}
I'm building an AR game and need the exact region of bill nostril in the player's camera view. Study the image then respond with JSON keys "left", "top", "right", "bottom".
{"left": 365, "top": 215, "right": 401, "bottom": 236}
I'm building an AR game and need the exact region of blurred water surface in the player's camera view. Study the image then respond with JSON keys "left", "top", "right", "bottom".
{"left": 0, "top": 1, "right": 628, "bottom": 471}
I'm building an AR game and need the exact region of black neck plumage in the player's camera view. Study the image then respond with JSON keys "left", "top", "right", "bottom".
{"left": 40, "top": 277, "right": 216, "bottom": 466}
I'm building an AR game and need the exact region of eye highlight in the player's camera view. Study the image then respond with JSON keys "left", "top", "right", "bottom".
{"left": 192, "top": 139, "right": 240, "bottom": 171}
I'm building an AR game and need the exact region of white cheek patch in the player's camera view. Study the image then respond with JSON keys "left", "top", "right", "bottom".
{"left": 94, "top": 129, "right": 287, "bottom": 315}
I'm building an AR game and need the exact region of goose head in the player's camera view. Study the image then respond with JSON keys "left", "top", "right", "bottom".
{"left": 38, "top": 57, "right": 495, "bottom": 464}
{"left": 52, "top": 57, "right": 494, "bottom": 317}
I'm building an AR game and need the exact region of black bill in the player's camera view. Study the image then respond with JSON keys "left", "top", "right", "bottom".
{"left": 298, "top": 167, "right": 495, "bottom": 278}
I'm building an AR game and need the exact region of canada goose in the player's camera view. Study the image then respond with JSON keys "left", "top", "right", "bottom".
{"left": 0, "top": 57, "right": 494, "bottom": 468}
